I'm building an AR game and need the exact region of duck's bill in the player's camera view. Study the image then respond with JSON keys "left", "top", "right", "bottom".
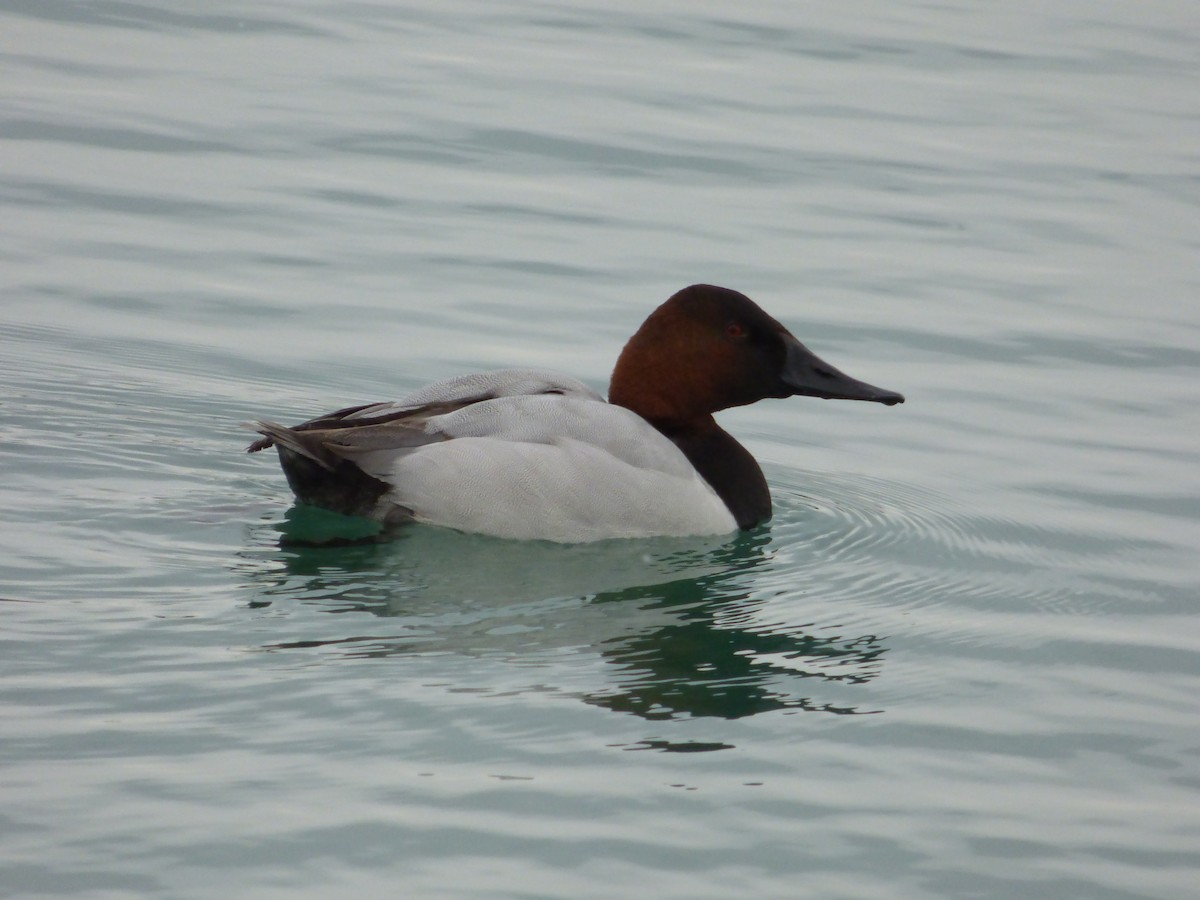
{"left": 781, "top": 336, "right": 905, "bottom": 406}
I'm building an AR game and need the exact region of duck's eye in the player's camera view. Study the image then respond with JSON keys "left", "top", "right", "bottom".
{"left": 726, "top": 322, "right": 747, "bottom": 338}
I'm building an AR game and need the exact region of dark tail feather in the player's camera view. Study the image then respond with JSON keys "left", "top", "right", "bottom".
{"left": 244, "top": 420, "right": 397, "bottom": 520}
{"left": 244, "top": 420, "right": 337, "bottom": 470}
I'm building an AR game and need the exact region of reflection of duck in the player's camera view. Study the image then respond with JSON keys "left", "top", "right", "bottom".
{"left": 584, "top": 569, "right": 888, "bottom": 722}
{"left": 247, "top": 285, "right": 903, "bottom": 542}
{"left": 238, "top": 524, "right": 887, "bottom": 721}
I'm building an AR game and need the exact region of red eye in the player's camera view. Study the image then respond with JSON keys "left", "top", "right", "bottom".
{"left": 726, "top": 322, "right": 746, "bottom": 338}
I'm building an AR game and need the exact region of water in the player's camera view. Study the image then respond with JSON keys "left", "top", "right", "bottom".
{"left": 3, "top": 1, "right": 1198, "bottom": 897}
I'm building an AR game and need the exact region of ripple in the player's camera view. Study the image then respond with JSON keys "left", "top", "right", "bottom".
{"left": 767, "top": 468, "right": 1183, "bottom": 628}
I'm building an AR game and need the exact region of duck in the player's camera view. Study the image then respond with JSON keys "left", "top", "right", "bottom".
{"left": 246, "top": 284, "right": 904, "bottom": 542}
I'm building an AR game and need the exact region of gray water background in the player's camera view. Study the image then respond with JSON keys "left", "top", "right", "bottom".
{"left": 3, "top": 1, "right": 1198, "bottom": 898}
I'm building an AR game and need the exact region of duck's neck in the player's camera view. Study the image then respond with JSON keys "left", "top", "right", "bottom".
{"left": 655, "top": 416, "right": 772, "bottom": 530}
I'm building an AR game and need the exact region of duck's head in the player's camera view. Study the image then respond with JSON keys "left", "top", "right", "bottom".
{"left": 609, "top": 284, "right": 905, "bottom": 424}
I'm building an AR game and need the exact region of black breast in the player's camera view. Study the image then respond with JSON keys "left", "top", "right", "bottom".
{"left": 664, "top": 423, "right": 771, "bottom": 530}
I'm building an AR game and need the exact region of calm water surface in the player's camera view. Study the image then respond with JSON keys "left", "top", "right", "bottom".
{"left": 3, "top": 1, "right": 1198, "bottom": 898}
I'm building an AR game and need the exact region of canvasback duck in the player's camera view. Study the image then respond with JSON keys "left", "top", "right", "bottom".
{"left": 247, "top": 284, "right": 903, "bottom": 542}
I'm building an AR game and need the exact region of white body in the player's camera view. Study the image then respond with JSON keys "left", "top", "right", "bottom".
{"left": 339, "top": 369, "right": 738, "bottom": 542}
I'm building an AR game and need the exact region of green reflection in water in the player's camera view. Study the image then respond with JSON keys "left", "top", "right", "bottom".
{"left": 235, "top": 509, "right": 888, "bottom": 723}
